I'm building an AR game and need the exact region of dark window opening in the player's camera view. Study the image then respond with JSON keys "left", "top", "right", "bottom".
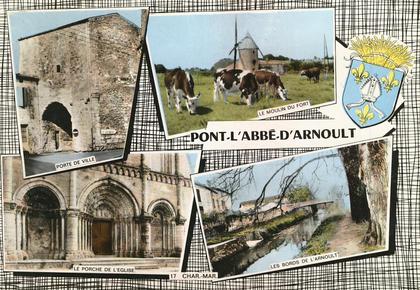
{"left": 196, "top": 189, "right": 202, "bottom": 202}
{"left": 42, "top": 102, "right": 72, "bottom": 137}
{"left": 19, "top": 88, "right": 29, "bottom": 108}
{"left": 199, "top": 206, "right": 204, "bottom": 213}
{"left": 56, "top": 65, "right": 61, "bottom": 73}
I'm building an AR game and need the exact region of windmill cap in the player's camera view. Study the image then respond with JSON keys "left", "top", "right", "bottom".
{"left": 238, "top": 32, "right": 258, "bottom": 50}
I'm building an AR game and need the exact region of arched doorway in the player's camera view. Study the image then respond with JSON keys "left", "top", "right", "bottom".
{"left": 150, "top": 201, "right": 176, "bottom": 257}
{"left": 23, "top": 187, "right": 63, "bottom": 259}
{"left": 81, "top": 184, "right": 139, "bottom": 257}
{"left": 42, "top": 102, "right": 72, "bottom": 151}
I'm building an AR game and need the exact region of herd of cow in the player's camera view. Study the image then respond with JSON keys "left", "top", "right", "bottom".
{"left": 164, "top": 67, "right": 321, "bottom": 115}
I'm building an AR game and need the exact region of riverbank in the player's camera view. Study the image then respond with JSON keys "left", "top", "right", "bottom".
{"left": 207, "top": 208, "right": 312, "bottom": 246}
{"left": 301, "top": 214, "right": 344, "bottom": 256}
{"left": 209, "top": 208, "right": 324, "bottom": 277}
{"left": 302, "top": 213, "right": 377, "bottom": 257}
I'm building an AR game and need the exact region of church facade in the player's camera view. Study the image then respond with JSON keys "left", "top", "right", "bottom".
{"left": 2, "top": 152, "right": 195, "bottom": 270}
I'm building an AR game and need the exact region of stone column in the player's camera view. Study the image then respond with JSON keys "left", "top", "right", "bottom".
{"left": 119, "top": 219, "right": 124, "bottom": 257}
{"left": 114, "top": 220, "right": 118, "bottom": 256}
{"left": 83, "top": 217, "right": 86, "bottom": 252}
{"left": 21, "top": 209, "right": 27, "bottom": 252}
{"left": 55, "top": 215, "right": 60, "bottom": 259}
{"left": 134, "top": 219, "right": 140, "bottom": 257}
{"left": 15, "top": 207, "right": 22, "bottom": 259}
{"left": 140, "top": 214, "right": 153, "bottom": 257}
{"left": 129, "top": 219, "right": 134, "bottom": 257}
{"left": 65, "top": 209, "right": 79, "bottom": 259}
{"left": 60, "top": 210, "right": 65, "bottom": 259}
{"left": 79, "top": 217, "right": 83, "bottom": 252}
{"left": 87, "top": 217, "right": 92, "bottom": 252}
{"left": 16, "top": 206, "right": 22, "bottom": 254}
{"left": 124, "top": 219, "right": 128, "bottom": 256}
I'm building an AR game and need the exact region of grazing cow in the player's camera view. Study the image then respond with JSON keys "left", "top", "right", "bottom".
{"left": 164, "top": 68, "right": 201, "bottom": 114}
{"left": 300, "top": 67, "right": 321, "bottom": 83}
{"left": 254, "top": 69, "right": 288, "bottom": 100}
{"left": 213, "top": 69, "right": 258, "bottom": 106}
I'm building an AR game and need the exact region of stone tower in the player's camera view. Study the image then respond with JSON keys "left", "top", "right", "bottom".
{"left": 238, "top": 32, "right": 259, "bottom": 71}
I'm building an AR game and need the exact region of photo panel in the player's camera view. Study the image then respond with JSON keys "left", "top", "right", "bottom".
{"left": 8, "top": 8, "right": 148, "bottom": 178}
{"left": 191, "top": 137, "right": 393, "bottom": 280}
{"left": 1, "top": 151, "right": 200, "bottom": 276}
{"left": 147, "top": 9, "right": 336, "bottom": 138}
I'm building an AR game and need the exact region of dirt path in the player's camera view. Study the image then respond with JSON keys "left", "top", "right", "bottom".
{"left": 328, "top": 214, "right": 367, "bottom": 257}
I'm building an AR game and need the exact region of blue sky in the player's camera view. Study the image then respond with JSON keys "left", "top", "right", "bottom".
{"left": 8, "top": 8, "right": 144, "bottom": 73}
{"left": 194, "top": 148, "right": 350, "bottom": 211}
{"left": 148, "top": 9, "right": 334, "bottom": 69}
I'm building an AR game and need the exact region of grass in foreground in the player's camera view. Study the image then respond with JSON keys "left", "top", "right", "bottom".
{"left": 301, "top": 215, "right": 344, "bottom": 256}
{"left": 157, "top": 72, "right": 334, "bottom": 136}
{"left": 206, "top": 209, "right": 310, "bottom": 246}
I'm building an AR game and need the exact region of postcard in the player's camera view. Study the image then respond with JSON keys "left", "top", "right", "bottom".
{"left": 2, "top": 151, "right": 199, "bottom": 276}
{"left": 147, "top": 9, "right": 335, "bottom": 138}
{"left": 191, "top": 137, "right": 393, "bottom": 280}
{"left": 8, "top": 8, "right": 148, "bottom": 178}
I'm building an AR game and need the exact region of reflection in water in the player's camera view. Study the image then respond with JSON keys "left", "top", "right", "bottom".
{"left": 243, "top": 209, "right": 328, "bottom": 275}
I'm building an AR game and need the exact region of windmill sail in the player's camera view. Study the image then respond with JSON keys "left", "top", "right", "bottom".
{"left": 233, "top": 17, "right": 237, "bottom": 71}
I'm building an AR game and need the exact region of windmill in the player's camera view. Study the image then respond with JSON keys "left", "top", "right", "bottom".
{"left": 228, "top": 17, "right": 239, "bottom": 71}
{"left": 228, "top": 17, "right": 263, "bottom": 71}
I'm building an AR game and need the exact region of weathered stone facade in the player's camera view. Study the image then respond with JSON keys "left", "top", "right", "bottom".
{"left": 2, "top": 152, "right": 194, "bottom": 263}
{"left": 16, "top": 13, "right": 141, "bottom": 154}
{"left": 195, "top": 184, "right": 231, "bottom": 215}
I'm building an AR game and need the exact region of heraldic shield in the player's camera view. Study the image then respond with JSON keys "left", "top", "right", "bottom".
{"left": 343, "top": 59, "right": 404, "bottom": 128}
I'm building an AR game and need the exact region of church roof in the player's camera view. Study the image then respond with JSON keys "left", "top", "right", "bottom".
{"left": 238, "top": 32, "right": 259, "bottom": 50}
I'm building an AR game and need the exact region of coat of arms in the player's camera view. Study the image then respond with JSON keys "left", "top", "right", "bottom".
{"left": 342, "top": 35, "right": 414, "bottom": 128}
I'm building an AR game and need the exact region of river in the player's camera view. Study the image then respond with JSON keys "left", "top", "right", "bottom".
{"left": 242, "top": 209, "right": 328, "bottom": 275}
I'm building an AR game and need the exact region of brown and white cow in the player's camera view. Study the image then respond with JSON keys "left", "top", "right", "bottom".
{"left": 164, "top": 68, "right": 201, "bottom": 114}
{"left": 254, "top": 69, "right": 288, "bottom": 100}
{"left": 300, "top": 67, "right": 321, "bottom": 83}
{"left": 213, "top": 69, "right": 258, "bottom": 106}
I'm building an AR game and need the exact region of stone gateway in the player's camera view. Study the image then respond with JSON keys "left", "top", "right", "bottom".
{"left": 2, "top": 153, "right": 195, "bottom": 271}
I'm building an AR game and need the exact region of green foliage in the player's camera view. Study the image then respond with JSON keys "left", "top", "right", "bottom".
{"left": 302, "top": 215, "right": 344, "bottom": 256}
{"left": 264, "top": 54, "right": 289, "bottom": 61}
{"left": 202, "top": 211, "right": 226, "bottom": 224}
{"left": 206, "top": 209, "right": 311, "bottom": 245}
{"left": 289, "top": 59, "right": 302, "bottom": 71}
{"left": 155, "top": 64, "right": 167, "bottom": 73}
{"left": 286, "top": 187, "right": 313, "bottom": 203}
{"left": 158, "top": 72, "right": 335, "bottom": 136}
{"left": 264, "top": 210, "right": 309, "bottom": 235}
{"left": 211, "top": 58, "right": 233, "bottom": 71}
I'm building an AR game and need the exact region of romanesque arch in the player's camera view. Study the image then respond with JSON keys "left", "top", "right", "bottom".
{"left": 18, "top": 186, "right": 65, "bottom": 260}
{"left": 41, "top": 102, "right": 73, "bottom": 152}
{"left": 42, "top": 102, "right": 72, "bottom": 136}
{"left": 13, "top": 180, "right": 67, "bottom": 210}
{"left": 78, "top": 179, "right": 140, "bottom": 257}
{"left": 148, "top": 199, "right": 177, "bottom": 257}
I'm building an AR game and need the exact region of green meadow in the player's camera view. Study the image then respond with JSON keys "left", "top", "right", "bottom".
{"left": 157, "top": 72, "right": 334, "bottom": 136}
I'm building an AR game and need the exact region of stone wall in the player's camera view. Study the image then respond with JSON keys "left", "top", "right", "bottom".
{"left": 89, "top": 14, "right": 140, "bottom": 150}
